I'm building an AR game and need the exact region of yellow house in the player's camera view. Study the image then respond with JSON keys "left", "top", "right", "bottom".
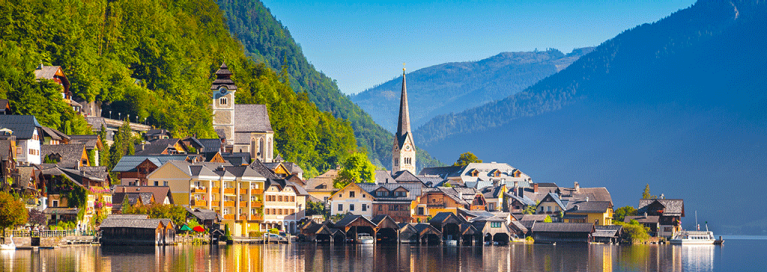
{"left": 328, "top": 183, "right": 374, "bottom": 218}
{"left": 304, "top": 169, "right": 338, "bottom": 203}
{"left": 146, "top": 160, "right": 266, "bottom": 237}
{"left": 536, "top": 193, "right": 566, "bottom": 221}
{"left": 563, "top": 200, "right": 614, "bottom": 225}
{"left": 412, "top": 187, "right": 485, "bottom": 222}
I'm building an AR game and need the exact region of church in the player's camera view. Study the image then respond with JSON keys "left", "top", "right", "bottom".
{"left": 391, "top": 68, "right": 416, "bottom": 175}
{"left": 211, "top": 63, "right": 274, "bottom": 163}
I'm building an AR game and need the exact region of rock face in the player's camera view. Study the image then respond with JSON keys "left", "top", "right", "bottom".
{"left": 351, "top": 48, "right": 594, "bottom": 132}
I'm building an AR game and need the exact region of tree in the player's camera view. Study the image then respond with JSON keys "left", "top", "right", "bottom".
{"left": 543, "top": 215, "right": 552, "bottom": 223}
{"left": 306, "top": 200, "right": 325, "bottom": 218}
{"left": 523, "top": 205, "right": 536, "bottom": 215}
{"left": 616, "top": 220, "right": 650, "bottom": 244}
{"left": 333, "top": 153, "right": 376, "bottom": 189}
{"left": 452, "top": 152, "right": 482, "bottom": 167}
{"left": 28, "top": 209, "right": 47, "bottom": 226}
{"left": 0, "top": 192, "right": 27, "bottom": 237}
{"left": 613, "top": 206, "right": 637, "bottom": 222}
{"left": 642, "top": 184, "right": 651, "bottom": 199}
{"left": 442, "top": 182, "right": 453, "bottom": 188}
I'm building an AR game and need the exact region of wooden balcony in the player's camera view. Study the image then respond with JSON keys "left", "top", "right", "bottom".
{"left": 223, "top": 188, "right": 235, "bottom": 195}
{"left": 251, "top": 214, "right": 263, "bottom": 221}
{"left": 249, "top": 201, "right": 262, "bottom": 207}
{"left": 238, "top": 214, "right": 249, "bottom": 220}
{"left": 193, "top": 200, "right": 207, "bottom": 207}
{"left": 224, "top": 201, "right": 235, "bottom": 207}
{"left": 192, "top": 188, "right": 207, "bottom": 193}
{"left": 250, "top": 189, "right": 263, "bottom": 195}
{"left": 223, "top": 214, "right": 235, "bottom": 220}
{"left": 212, "top": 187, "right": 221, "bottom": 193}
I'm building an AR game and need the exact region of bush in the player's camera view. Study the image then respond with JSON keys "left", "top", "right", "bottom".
{"left": 543, "top": 215, "right": 552, "bottom": 223}
{"left": 249, "top": 231, "right": 265, "bottom": 237}
{"left": 269, "top": 228, "right": 279, "bottom": 234}
{"left": 616, "top": 221, "right": 650, "bottom": 244}
{"left": 525, "top": 236, "right": 535, "bottom": 243}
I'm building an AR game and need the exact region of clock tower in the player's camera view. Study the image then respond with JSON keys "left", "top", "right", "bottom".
{"left": 211, "top": 62, "right": 237, "bottom": 147}
{"left": 392, "top": 68, "right": 416, "bottom": 174}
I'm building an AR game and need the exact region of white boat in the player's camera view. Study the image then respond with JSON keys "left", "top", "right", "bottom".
{"left": 445, "top": 240, "right": 458, "bottom": 246}
{"left": 357, "top": 233, "right": 375, "bottom": 244}
{"left": 1, "top": 235, "right": 16, "bottom": 250}
{"left": 669, "top": 230, "right": 715, "bottom": 245}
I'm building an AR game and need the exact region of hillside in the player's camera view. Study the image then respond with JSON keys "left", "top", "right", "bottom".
{"left": 0, "top": 0, "right": 358, "bottom": 178}
{"left": 351, "top": 48, "right": 593, "bottom": 132}
{"left": 216, "top": 0, "right": 443, "bottom": 170}
{"left": 416, "top": 0, "right": 767, "bottom": 232}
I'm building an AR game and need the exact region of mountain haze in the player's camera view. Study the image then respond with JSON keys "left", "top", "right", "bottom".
{"left": 416, "top": 0, "right": 767, "bottom": 233}
{"left": 352, "top": 48, "right": 594, "bottom": 132}
{"left": 216, "top": 0, "right": 443, "bottom": 170}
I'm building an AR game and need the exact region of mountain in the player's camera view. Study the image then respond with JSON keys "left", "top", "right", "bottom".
{"left": 415, "top": 0, "right": 767, "bottom": 233}
{"left": 351, "top": 48, "right": 594, "bottom": 132}
{"left": 216, "top": 0, "right": 443, "bottom": 170}
{"left": 0, "top": 0, "right": 359, "bottom": 178}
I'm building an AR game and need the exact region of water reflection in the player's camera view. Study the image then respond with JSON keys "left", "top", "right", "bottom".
{"left": 0, "top": 242, "right": 737, "bottom": 271}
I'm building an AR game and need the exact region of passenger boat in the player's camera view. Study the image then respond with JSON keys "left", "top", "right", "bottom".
{"left": 357, "top": 233, "right": 375, "bottom": 244}
{"left": 669, "top": 230, "right": 715, "bottom": 245}
{"left": 445, "top": 240, "right": 457, "bottom": 246}
{"left": 0, "top": 235, "right": 15, "bottom": 250}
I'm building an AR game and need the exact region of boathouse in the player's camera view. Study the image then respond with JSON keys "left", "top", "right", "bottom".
{"left": 429, "top": 212, "right": 466, "bottom": 242}
{"left": 371, "top": 215, "right": 399, "bottom": 243}
{"left": 334, "top": 214, "right": 378, "bottom": 243}
{"left": 530, "top": 222, "right": 594, "bottom": 244}
{"left": 100, "top": 216, "right": 176, "bottom": 245}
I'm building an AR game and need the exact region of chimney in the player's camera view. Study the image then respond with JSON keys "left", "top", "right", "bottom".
{"left": 660, "top": 193, "right": 665, "bottom": 199}
{"left": 585, "top": 197, "right": 589, "bottom": 202}
{"left": 122, "top": 186, "right": 126, "bottom": 193}
{"left": 533, "top": 183, "right": 538, "bottom": 193}
{"left": 513, "top": 181, "right": 519, "bottom": 196}
{"left": 574, "top": 181, "right": 580, "bottom": 193}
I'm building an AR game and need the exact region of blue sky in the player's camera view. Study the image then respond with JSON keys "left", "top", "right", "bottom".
{"left": 261, "top": 0, "right": 696, "bottom": 94}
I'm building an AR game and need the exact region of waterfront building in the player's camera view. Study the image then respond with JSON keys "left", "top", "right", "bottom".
{"left": 412, "top": 187, "right": 487, "bottom": 222}
{"left": 262, "top": 178, "right": 308, "bottom": 234}
{"left": 100, "top": 215, "right": 175, "bottom": 245}
{"left": 481, "top": 185, "right": 507, "bottom": 212}
{"left": 303, "top": 169, "right": 338, "bottom": 204}
{"left": 471, "top": 216, "right": 512, "bottom": 244}
{"left": 112, "top": 186, "right": 174, "bottom": 211}
{"left": 627, "top": 198, "right": 684, "bottom": 238}
{"left": 530, "top": 222, "right": 595, "bottom": 244}
{"left": 535, "top": 193, "right": 566, "bottom": 222}
{"left": 563, "top": 200, "right": 613, "bottom": 225}
{"left": 391, "top": 68, "right": 416, "bottom": 175}
{"left": 362, "top": 183, "right": 424, "bottom": 223}
{"left": 329, "top": 183, "right": 374, "bottom": 218}
{"left": 112, "top": 155, "right": 195, "bottom": 186}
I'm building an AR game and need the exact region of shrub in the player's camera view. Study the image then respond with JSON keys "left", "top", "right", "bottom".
{"left": 269, "top": 228, "right": 279, "bottom": 234}
{"left": 525, "top": 236, "right": 535, "bottom": 243}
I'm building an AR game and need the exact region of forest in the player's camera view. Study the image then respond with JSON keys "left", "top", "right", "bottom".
{"left": 0, "top": 0, "right": 359, "bottom": 178}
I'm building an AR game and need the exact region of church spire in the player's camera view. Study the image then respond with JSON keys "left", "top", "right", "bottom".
{"left": 396, "top": 67, "right": 411, "bottom": 138}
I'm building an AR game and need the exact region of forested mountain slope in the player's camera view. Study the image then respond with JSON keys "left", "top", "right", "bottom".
{"left": 216, "top": 0, "right": 442, "bottom": 169}
{"left": 416, "top": 0, "right": 767, "bottom": 232}
{"left": 352, "top": 48, "right": 593, "bottom": 132}
{"left": 0, "top": 0, "right": 359, "bottom": 178}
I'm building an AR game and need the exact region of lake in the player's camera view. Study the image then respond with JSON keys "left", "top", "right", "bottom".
{"left": 2, "top": 236, "right": 765, "bottom": 271}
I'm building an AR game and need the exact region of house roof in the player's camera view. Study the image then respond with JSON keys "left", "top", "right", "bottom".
{"left": 419, "top": 166, "right": 463, "bottom": 178}
{"left": 185, "top": 207, "right": 221, "bottom": 221}
{"left": 519, "top": 214, "right": 549, "bottom": 222}
{"left": 135, "top": 138, "right": 181, "bottom": 155}
{"left": 41, "top": 144, "right": 86, "bottom": 169}
{"left": 282, "top": 162, "right": 303, "bottom": 175}
{"left": 249, "top": 159, "right": 279, "bottom": 179}
{"left": 40, "top": 126, "right": 70, "bottom": 141}
{"left": 531, "top": 223, "right": 594, "bottom": 233}
{"left": 0, "top": 115, "right": 41, "bottom": 139}
{"left": 638, "top": 199, "right": 684, "bottom": 216}
{"left": 392, "top": 170, "right": 423, "bottom": 184}
{"left": 541, "top": 192, "right": 566, "bottom": 210}
{"left": 509, "top": 221, "right": 528, "bottom": 234}
{"left": 111, "top": 155, "right": 190, "bottom": 172}
{"left": 33, "top": 65, "right": 63, "bottom": 80}
{"left": 305, "top": 169, "right": 337, "bottom": 192}
{"left": 68, "top": 135, "right": 100, "bottom": 149}
{"left": 210, "top": 62, "right": 237, "bottom": 90}
{"left": 113, "top": 186, "right": 174, "bottom": 205}
{"left": 44, "top": 207, "right": 79, "bottom": 215}
{"left": 100, "top": 218, "right": 171, "bottom": 229}
{"left": 559, "top": 187, "right": 613, "bottom": 204}
{"left": 234, "top": 104, "right": 272, "bottom": 133}
{"left": 507, "top": 194, "right": 537, "bottom": 206}
{"left": 357, "top": 183, "right": 424, "bottom": 201}
{"left": 429, "top": 212, "right": 467, "bottom": 225}
{"left": 374, "top": 170, "right": 395, "bottom": 184}
{"left": 593, "top": 225, "right": 622, "bottom": 238}
{"left": 624, "top": 215, "right": 661, "bottom": 224}
{"left": 224, "top": 165, "right": 264, "bottom": 179}
{"left": 334, "top": 214, "right": 376, "bottom": 228}
{"left": 197, "top": 139, "right": 222, "bottom": 153}
{"left": 222, "top": 152, "right": 251, "bottom": 166}
{"left": 565, "top": 200, "right": 613, "bottom": 214}
{"left": 415, "top": 175, "right": 443, "bottom": 187}
{"left": 107, "top": 214, "right": 150, "bottom": 220}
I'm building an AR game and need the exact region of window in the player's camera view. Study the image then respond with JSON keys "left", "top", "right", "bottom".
{"left": 547, "top": 206, "right": 551, "bottom": 212}
{"left": 52, "top": 200, "right": 58, "bottom": 207}
{"left": 251, "top": 209, "right": 256, "bottom": 215}
{"left": 362, "top": 204, "right": 367, "bottom": 211}
{"left": 338, "top": 204, "right": 343, "bottom": 211}
{"left": 378, "top": 205, "right": 383, "bottom": 211}
{"left": 350, "top": 204, "right": 355, "bottom": 211}
{"left": 219, "top": 98, "right": 227, "bottom": 105}
{"left": 417, "top": 207, "right": 424, "bottom": 215}
{"left": 377, "top": 191, "right": 385, "bottom": 197}
{"left": 163, "top": 181, "right": 168, "bottom": 186}
{"left": 290, "top": 196, "right": 294, "bottom": 202}
{"left": 350, "top": 191, "right": 355, "bottom": 198}
{"left": 278, "top": 195, "right": 283, "bottom": 202}
{"left": 154, "top": 181, "right": 159, "bottom": 186}
{"left": 489, "top": 203, "right": 495, "bottom": 210}
{"left": 491, "top": 222, "right": 501, "bottom": 228}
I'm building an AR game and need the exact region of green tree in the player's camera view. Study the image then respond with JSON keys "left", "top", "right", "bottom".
{"left": 0, "top": 192, "right": 27, "bottom": 237}
{"left": 616, "top": 220, "right": 650, "bottom": 244}
{"left": 613, "top": 205, "right": 637, "bottom": 222}
{"left": 523, "top": 205, "right": 536, "bottom": 215}
{"left": 442, "top": 182, "right": 453, "bottom": 188}
{"left": 543, "top": 215, "right": 552, "bottom": 223}
{"left": 333, "top": 153, "right": 376, "bottom": 189}
{"left": 642, "top": 184, "right": 651, "bottom": 199}
{"left": 452, "top": 152, "right": 482, "bottom": 167}
{"left": 306, "top": 200, "right": 325, "bottom": 218}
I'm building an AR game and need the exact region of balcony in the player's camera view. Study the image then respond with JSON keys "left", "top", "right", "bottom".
{"left": 251, "top": 214, "right": 263, "bottom": 221}
{"left": 238, "top": 214, "right": 249, "bottom": 220}
{"left": 212, "top": 187, "right": 221, "bottom": 193}
{"left": 249, "top": 201, "right": 262, "bottom": 207}
{"left": 223, "top": 188, "right": 235, "bottom": 195}
{"left": 192, "top": 188, "right": 207, "bottom": 193}
{"left": 224, "top": 201, "right": 235, "bottom": 207}
{"left": 193, "top": 200, "right": 207, "bottom": 207}
{"left": 223, "top": 214, "right": 235, "bottom": 220}
{"left": 250, "top": 189, "right": 263, "bottom": 195}
{"left": 427, "top": 203, "right": 446, "bottom": 208}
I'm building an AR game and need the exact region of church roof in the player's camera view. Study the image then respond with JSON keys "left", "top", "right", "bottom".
{"left": 210, "top": 62, "right": 237, "bottom": 90}
{"left": 234, "top": 104, "right": 273, "bottom": 133}
{"left": 395, "top": 70, "right": 413, "bottom": 148}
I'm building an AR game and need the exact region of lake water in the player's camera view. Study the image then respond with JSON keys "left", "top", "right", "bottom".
{"left": 2, "top": 236, "right": 766, "bottom": 271}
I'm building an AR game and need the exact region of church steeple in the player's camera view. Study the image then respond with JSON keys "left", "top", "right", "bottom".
{"left": 392, "top": 67, "right": 416, "bottom": 174}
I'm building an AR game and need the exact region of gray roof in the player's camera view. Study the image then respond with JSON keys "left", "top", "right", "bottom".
{"left": 222, "top": 153, "right": 251, "bottom": 166}
{"left": 541, "top": 192, "right": 566, "bottom": 210}
{"left": 135, "top": 138, "right": 181, "bottom": 155}
{"left": 113, "top": 186, "right": 173, "bottom": 205}
{"left": 33, "top": 65, "right": 62, "bottom": 80}
{"left": 41, "top": 144, "right": 86, "bottom": 169}
{"left": 509, "top": 221, "right": 528, "bottom": 234}
{"left": 100, "top": 218, "right": 170, "bottom": 229}
{"left": 429, "top": 212, "right": 467, "bottom": 225}
{"left": 249, "top": 159, "right": 279, "bottom": 179}
{"left": 282, "top": 162, "right": 303, "bottom": 175}
{"left": 531, "top": 223, "right": 594, "bottom": 233}
{"left": 334, "top": 214, "right": 376, "bottom": 228}
{"left": 106, "top": 214, "right": 150, "bottom": 220}
{"left": 594, "top": 224, "right": 623, "bottom": 238}
{"left": 565, "top": 200, "right": 612, "bottom": 213}
{"left": 84, "top": 117, "right": 108, "bottom": 131}
{"left": 624, "top": 215, "right": 661, "bottom": 224}
{"left": 559, "top": 186, "right": 613, "bottom": 204}
{"left": 508, "top": 194, "right": 536, "bottom": 206}
{"left": 210, "top": 62, "right": 238, "bottom": 90}
{"left": 197, "top": 139, "right": 222, "bottom": 153}
{"left": 415, "top": 175, "right": 444, "bottom": 187}
{"left": 68, "top": 135, "right": 99, "bottom": 149}
{"left": 234, "top": 104, "right": 272, "bottom": 133}
{"left": 224, "top": 165, "right": 263, "bottom": 179}
{"left": 357, "top": 183, "right": 424, "bottom": 201}
{"left": 374, "top": 170, "right": 395, "bottom": 184}
{"left": 0, "top": 115, "right": 41, "bottom": 140}
{"left": 40, "top": 126, "right": 70, "bottom": 141}
{"left": 638, "top": 199, "right": 684, "bottom": 216}
{"left": 395, "top": 72, "right": 412, "bottom": 147}
{"left": 519, "top": 214, "right": 549, "bottom": 222}
{"left": 44, "top": 207, "right": 79, "bottom": 215}
{"left": 286, "top": 181, "right": 309, "bottom": 196}
{"left": 392, "top": 170, "right": 422, "bottom": 184}
{"left": 419, "top": 166, "right": 463, "bottom": 178}
{"left": 185, "top": 207, "right": 221, "bottom": 221}
{"left": 111, "top": 155, "right": 190, "bottom": 172}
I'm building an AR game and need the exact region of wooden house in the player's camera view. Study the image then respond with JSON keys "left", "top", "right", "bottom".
{"left": 100, "top": 216, "right": 176, "bottom": 245}
{"left": 531, "top": 222, "right": 595, "bottom": 244}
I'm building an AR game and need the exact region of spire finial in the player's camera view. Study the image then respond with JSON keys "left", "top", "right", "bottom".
{"left": 403, "top": 63, "right": 406, "bottom": 73}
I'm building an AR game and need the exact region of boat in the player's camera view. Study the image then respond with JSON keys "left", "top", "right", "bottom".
{"left": 445, "top": 240, "right": 458, "bottom": 246}
{"left": 357, "top": 233, "right": 375, "bottom": 244}
{"left": 1, "top": 235, "right": 16, "bottom": 250}
{"left": 670, "top": 211, "right": 721, "bottom": 245}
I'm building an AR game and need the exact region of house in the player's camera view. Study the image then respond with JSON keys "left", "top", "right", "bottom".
{"left": 623, "top": 214, "right": 661, "bottom": 237}
{"left": 593, "top": 225, "right": 624, "bottom": 244}
{"left": 630, "top": 198, "right": 684, "bottom": 238}
{"left": 40, "top": 126, "right": 70, "bottom": 145}
{"left": 507, "top": 193, "right": 536, "bottom": 216}
{"left": 391, "top": 170, "right": 424, "bottom": 185}
{"left": 0, "top": 115, "right": 43, "bottom": 165}
{"left": 333, "top": 214, "right": 379, "bottom": 243}
{"left": 531, "top": 222, "right": 595, "bottom": 244}
{"left": 371, "top": 215, "right": 400, "bottom": 242}
{"left": 185, "top": 207, "right": 221, "bottom": 228}
{"left": 145, "top": 160, "right": 268, "bottom": 237}
{"left": 563, "top": 200, "right": 613, "bottom": 225}
{"left": 303, "top": 169, "right": 338, "bottom": 204}
{"left": 481, "top": 185, "right": 507, "bottom": 212}
{"left": 197, "top": 138, "right": 224, "bottom": 154}
{"left": 374, "top": 170, "right": 395, "bottom": 184}
{"left": 41, "top": 144, "right": 90, "bottom": 169}
{"left": 145, "top": 129, "right": 172, "bottom": 141}
{"left": 34, "top": 64, "right": 80, "bottom": 113}
{"left": 100, "top": 215, "right": 176, "bottom": 245}
{"left": 135, "top": 138, "right": 186, "bottom": 155}
{"left": 471, "top": 216, "right": 512, "bottom": 244}
{"left": 68, "top": 135, "right": 104, "bottom": 166}
{"left": 0, "top": 99, "right": 11, "bottom": 115}
{"left": 260, "top": 177, "right": 308, "bottom": 234}
{"left": 420, "top": 162, "right": 532, "bottom": 187}
{"left": 43, "top": 207, "right": 79, "bottom": 225}
{"left": 428, "top": 212, "right": 466, "bottom": 242}
{"left": 412, "top": 187, "right": 486, "bottom": 222}
{"left": 328, "top": 183, "right": 374, "bottom": 219}
{"left": 112, "top": 155, "right": 193, "bottom": 186}
{"left": 359, "top": 183, "right": 424, "bottom": 223}
{"left": 535, "top": 193, "right": 566, "bottom": 221}
{"left": 0, "top": 135, "right": 17, "bottom": 191}
{"left": 112, "top": 186, "right": 174, "bottom": 211}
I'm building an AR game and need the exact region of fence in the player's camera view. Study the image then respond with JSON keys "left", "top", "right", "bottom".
{"left": 6, "top": 230, "right": 98, "bottom": 238}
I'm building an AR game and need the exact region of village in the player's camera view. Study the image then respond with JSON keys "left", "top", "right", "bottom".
{"left": 0, "top": 63, "right": 686, "bottom": 248}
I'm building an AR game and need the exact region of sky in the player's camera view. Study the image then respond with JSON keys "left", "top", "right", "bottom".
{"left": 261, "top": 0, "right": 696, "bottom": 95}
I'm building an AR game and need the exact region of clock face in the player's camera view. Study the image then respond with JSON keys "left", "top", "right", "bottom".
{"left": 219, "top": 87, "right": 227, "bottom": 94}
{"left": 404, "top": 144, "right": 411, "bottom": 151}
